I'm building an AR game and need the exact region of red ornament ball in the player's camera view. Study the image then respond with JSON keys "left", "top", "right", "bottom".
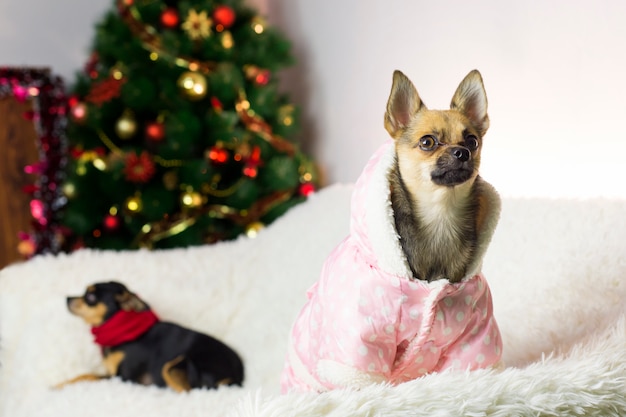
{"left": 243, "top": 166, "right": 258, "bottom": 178}
{"left": 210, "top": 96, "right": 223, "bottom": 111}
{"left": 145, "top": 121, "right": 166, "bottom": 142}
{"left": 213, "top": 5, "right": 236, "bottom": 29}
{"left": 254, "top": 69, "right": 271, "bottom": 86}
{"left": 67, "top": 95, "right": 80, "bottom": 108}
{"left": 299, "top": 182, "right": 316, "bottom": 197}
{"left": 161, "top": 8, "right": 179, "bottom": 28}
{"left": 103, "top": 214, "right": 121, "bottom": 231}
{"left": 208, "top": 146, "right": 229, "bottom": 164}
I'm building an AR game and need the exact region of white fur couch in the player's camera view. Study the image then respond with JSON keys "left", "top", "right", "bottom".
{"left": 1, "top": 184, "right": 626, "bottom": 416}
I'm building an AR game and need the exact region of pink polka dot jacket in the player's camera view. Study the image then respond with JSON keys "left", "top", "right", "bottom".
{"left": 281, "top": 140, "right": 503, "bottom": 393}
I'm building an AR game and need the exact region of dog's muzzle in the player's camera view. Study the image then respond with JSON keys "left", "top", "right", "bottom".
{"left": 431, "top": 147, "right": 474, "bottom": 186}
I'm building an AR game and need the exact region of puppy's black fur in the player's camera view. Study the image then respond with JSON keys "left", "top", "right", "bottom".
{"left": 63, "top": 281, "right": 244, "bottom": 392}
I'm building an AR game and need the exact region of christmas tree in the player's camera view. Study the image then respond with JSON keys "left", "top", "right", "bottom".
{"left": 62, "top": 0, "right": 318, "bottom": 250}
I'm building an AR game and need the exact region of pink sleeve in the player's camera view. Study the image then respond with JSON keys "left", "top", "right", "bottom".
{"left": 434, "top": 287, "right": 503, "bottom": 371}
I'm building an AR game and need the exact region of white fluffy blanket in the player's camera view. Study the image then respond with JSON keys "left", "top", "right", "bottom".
{"left": 1, "top": 184, "right": 626, "bottom": 417}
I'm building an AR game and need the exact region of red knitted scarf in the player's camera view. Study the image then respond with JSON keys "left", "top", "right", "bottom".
{"left": 91, "top": 310, "right": 159, "bottom": 348}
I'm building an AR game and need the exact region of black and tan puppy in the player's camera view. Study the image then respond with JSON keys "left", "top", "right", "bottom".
{"left": 58, "top": 281, "right": 244, "bottom": 392}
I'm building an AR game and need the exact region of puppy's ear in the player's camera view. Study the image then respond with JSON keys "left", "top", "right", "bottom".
{"left": 384, "top": 70, "right": 425, "bottom": 139}
{"left": 116, "top": 291, "right": 148, "bottom": 312}
{"left": 450, "top": 70, "right": 489, "bottom": 136}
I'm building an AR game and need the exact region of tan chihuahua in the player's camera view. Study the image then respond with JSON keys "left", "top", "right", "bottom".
{"left": 281, "top": 70, "right": 502, "bottom": 392}
{"left": 386, "top": 69, "right": 493, "bottom": 283}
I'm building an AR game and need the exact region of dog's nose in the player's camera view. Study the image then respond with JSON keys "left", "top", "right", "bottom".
{"left": 451, "top": 147, "right": 470, "bottom": 162}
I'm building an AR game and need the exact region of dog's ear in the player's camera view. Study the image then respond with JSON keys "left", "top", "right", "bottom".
{"left": 384, "top": 70, "right": 425, "bottom": 139}
{"left": 115, "top": 291, "right": 148, "bottom": 312}
{"left": 450, "top": 70, "right": 489, "bottom": 136}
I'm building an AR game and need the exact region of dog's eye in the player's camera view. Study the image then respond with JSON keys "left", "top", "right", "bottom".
{"left": 85, "top": 293, "right": 97, "bottom": 305}
{"left": 464, "top": 135, "right": 480, "bottom": 151}
{"left": 418, "top": 135, "right": 438, "bottom": 151}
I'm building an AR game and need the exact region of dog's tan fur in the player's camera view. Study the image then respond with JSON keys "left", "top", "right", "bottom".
{"left": 385, "top": 70, "right": 492, "bottom": 283}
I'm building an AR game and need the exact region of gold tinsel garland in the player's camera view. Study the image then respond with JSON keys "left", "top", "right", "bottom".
{"left": 133, "top": 189, "right": 293, "bottom": 248}
{"left": 235, "top": 90, "right": 296, "bottom": 156}
{"left": 96, "top": 129, "right": 184, "bottom": 168}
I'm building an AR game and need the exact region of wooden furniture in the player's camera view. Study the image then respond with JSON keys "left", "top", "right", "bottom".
{"left": 0, "top": 67, "right": 67, "bottom": 269}
{"left": 0, "top": 97, "right": 39, "bottom": 269}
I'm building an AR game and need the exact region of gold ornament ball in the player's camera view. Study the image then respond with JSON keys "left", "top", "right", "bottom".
{"left": 62, "top": 182, "right": 77, "bottom": 199}
{"left": 125, "top": 196, "right": 143, "bottom": 214}
{"left": 245, "top": 221, "right": 265, "bottom": 238}
{"left": 177, "top": 71, "right": 208, "bottom": 101}
{"left": 180, "top": 190, "right": 203, "bottom": 208}
{"left": 76, "top": 163, "right": 87, "bottom": 176}
{"left": 92, "top": 157, "right": 107, "bottom": 171}
{"left": 221, "top": 31, "right": 234, "bottom": 49}
{"left": 251, "top": 16, "right": 266, "bottom": 34}
{"left": 278, "top": 105, "right": 295, "bottom": 126}
{"left": 110, "top": 65, "right": 125, "bottom": 80}
{"left": 115, "top": 113, "right": 138, "bottom": 139}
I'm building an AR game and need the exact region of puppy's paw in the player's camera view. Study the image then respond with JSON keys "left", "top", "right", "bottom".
{"left": 52, "top": 374, "right": 106, "bottom": 390}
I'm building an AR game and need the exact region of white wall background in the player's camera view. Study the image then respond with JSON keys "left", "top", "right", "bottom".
{"left": 2, "top": 0, "right": 626, "bottom": 198}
